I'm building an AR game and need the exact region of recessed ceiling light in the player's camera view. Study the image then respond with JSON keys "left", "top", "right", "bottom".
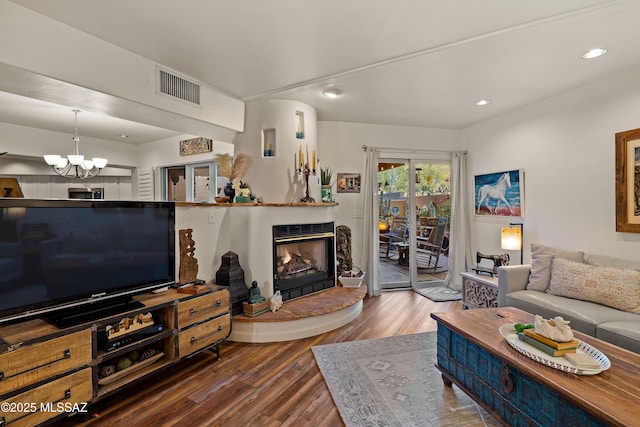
{"left": 119, "top": 134, "right": 129, "bottom": 138}
{"left": 322, "top": 88, "right": 342, "bottom": 98}
{"left": 475, "top": 99, "right": 491, "bottom": 106}
{"left": 581, "top": 48, "right": 608, "bottom": 59}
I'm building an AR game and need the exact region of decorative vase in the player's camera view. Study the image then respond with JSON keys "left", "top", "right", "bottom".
{"left": 224, "top": 182, "right": 235, "bottom": 203}
{"left": 321, "top": 185, "right": 333, "bottom": 203}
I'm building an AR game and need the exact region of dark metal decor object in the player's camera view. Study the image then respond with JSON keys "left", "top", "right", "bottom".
{"left": 215, "top": 251, "right": 248, "bottom": 316}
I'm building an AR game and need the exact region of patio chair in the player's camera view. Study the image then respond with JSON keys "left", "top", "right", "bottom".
{"left": 380, "top": 216, "right": 408, "bottom": 258}
{"left": 416, "top": 217, "right": 447, "bottom": 270}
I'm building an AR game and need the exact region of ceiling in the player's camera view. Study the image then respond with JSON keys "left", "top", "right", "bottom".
{"left": 5, "top": 0, "right": 640, "bottom": 144}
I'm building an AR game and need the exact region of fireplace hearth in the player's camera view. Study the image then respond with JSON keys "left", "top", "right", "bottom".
{"left": 273, "top": 222, "right": 335, "bottom": 301}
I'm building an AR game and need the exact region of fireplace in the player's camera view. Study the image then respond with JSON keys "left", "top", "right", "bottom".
{"left": 273, "top": 222, "right": 335, "bottom": 301}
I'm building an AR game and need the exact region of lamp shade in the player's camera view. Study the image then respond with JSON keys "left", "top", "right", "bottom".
{"left": 501, "top": 226, "right": 522, "bottom": 250}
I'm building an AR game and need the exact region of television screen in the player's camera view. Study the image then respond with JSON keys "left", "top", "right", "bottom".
{"left": 0, "top": 199, "right": 175, "bottom": 324}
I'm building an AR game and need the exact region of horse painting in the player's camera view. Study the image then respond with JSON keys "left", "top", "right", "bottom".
{"left": 476, "top": 172, "right": 514, "bottom": 215}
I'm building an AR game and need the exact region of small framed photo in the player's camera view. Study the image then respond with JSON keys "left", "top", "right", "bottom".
{"left": 180, "top": 137, "right": 213, "bottom": 156}
{"left": 337, "top": 173, "right": 361, "bottom": 193}
{"left": 474, "top": 169, "right": 523, "bottom": 217}
{"left": 615, "top": 127, "right": 640, "bottom": 232}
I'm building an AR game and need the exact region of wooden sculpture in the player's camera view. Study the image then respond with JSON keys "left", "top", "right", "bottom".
{"left": 178, "top": 228, "right": 198, "bottom": 285}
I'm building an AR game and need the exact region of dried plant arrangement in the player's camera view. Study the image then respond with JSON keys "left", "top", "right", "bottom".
{"left": 229, "top": 153, "right": 252, "bottom": 182}
{"left": 214, "top": 153, "right": 233, "bottom": 178}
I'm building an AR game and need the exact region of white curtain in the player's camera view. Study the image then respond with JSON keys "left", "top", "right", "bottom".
{"left": 360, "top": 147, "right": 380, "bottom": 296}
{"left": 446, "top": 151, "right": 472, "bottom": 290}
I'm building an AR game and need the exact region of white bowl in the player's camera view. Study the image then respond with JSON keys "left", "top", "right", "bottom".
{"left": 339, "top": 271, "right": 366, "bottom": 288}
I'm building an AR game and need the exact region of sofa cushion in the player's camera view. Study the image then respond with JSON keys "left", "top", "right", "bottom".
{"left": 583, "top": 252, "right": 640, "bottom": 270}
{"left": 526, "top": 243, "right": 584, "bottom": 292}
{"left": 549, "top": 257, "right": 640, "bottom": 314}
{"left": 505, "top": 290, "right": 636, "bottom": 336}
{"left": 597, "top": 321, "right": 640, "bottom": 354}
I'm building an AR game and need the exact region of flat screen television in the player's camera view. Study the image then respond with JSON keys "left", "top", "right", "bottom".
{"left": 0, "top": 199, "right": 175, "bottom": 326}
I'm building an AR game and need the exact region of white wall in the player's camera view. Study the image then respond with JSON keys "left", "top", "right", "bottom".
{"left": 0, "top": 0, "right": 244, "bottom": 138}
{"left": 175, "top": 206, "right": 232, "bottom": 285}
{"left": 318, "top": 121, "right": 462, "bottom": 265}
{"left": 135, "top": 135, "right": 235, "bottom": 170}
{"left": 463, "top": 65, "right": 640, "bottom": 262}
{"left": 234, "top": 100, "right": 318, "bottom": 203}
{"left": 0, "top": 122, "right": 138, "bottom": 168}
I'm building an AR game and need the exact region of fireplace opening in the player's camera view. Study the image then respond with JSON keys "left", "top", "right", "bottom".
{"left": 273, "top": 222, "right": 335, "bottom": 301}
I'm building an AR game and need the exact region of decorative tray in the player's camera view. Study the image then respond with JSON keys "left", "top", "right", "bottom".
{"left": 499, "top": 324, "right": 610, "bottom": 375}
{"left": 98, "top": 352, "right": 164, "bottom": 385}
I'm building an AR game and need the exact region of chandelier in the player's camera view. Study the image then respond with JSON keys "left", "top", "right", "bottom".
{"left": 44, "top": 109, "right": 108, "bottom": 179}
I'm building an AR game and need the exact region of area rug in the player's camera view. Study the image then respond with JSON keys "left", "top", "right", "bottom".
{"left": 414, "top": 286, "right": 462, "bottom": 302}
{"left": 312, "top": 332, "right": 498, "bottom": 427}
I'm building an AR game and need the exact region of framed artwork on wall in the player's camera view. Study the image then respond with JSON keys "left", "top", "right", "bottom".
{"left": 180, "top": 137, "right": 213, "bottom": 156}
{"left": 337, "top": 173, "right": 361, "bottom": 193}
{"left": 615, "top": 127, "right": 640, "bottom": 232}
{"left": 474, "top": 169, "right": 524, "bottom": 217}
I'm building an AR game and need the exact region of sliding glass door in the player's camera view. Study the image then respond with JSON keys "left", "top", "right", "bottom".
{"left": 377, "top": 158, "right": 451, "bottom": 289}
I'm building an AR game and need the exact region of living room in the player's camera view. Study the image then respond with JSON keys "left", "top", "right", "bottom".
{"left": 2, "top": 1, "right": 640, "bottom": 425}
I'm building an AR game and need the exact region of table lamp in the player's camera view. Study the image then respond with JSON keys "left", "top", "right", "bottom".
{"left": 501, "top": 223, "right": 523, "bottom": 265}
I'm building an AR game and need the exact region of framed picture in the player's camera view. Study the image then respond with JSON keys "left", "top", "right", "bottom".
{"left": 337, "top": 173, "right": 361, "bottom": 193}
{"left": 474, "top": 169, "right": 524, "bottom": 217}
{"left": 615, "top": 127, "right": 640, "bottom": 232}
{"left": 180, "top": 137, "right": 212, "bottom": 156}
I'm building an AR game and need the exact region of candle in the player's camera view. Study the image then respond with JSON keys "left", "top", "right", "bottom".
{"left": 312, "top": 150, "right": 316, "bottom": 170}
{"left": 294, "top": 152, "right": 297, "bottom": 170}
{"left": 299, "top": 145, "right": 303, "bottom": 168}
{"left": 306, "top": 145, "right": 309, "bottom": 167}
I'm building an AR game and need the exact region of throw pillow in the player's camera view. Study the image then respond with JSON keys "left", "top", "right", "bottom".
{"left": 583, "top": 252, "right": 640, "bottom": 270}
{"left": 526, "top": 243, "right": 584, "bottom": 292}
{"left": 549, "top": 256, "right": 640, "bottom": 314}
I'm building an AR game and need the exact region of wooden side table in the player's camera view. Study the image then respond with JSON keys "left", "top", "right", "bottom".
{"left": 460, "top": 272, "right": 498, "bottom": 309}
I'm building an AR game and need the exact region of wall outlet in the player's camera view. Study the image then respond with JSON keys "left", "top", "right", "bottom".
{"left": 208, "top": 210, "right": 216, "bottom": 223}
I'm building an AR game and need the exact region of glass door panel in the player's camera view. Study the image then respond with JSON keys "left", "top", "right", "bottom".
{"left": 414, "top": 162, "right": 450, "bottom": 286}
{"left": 377, "top": 160, "right": 410, "bottom": 289}
{"left": 166, "top": 167, "right": 186, "bottom": 202}
{"left": 193, "top": 165, "right": 212, "bottom": 202}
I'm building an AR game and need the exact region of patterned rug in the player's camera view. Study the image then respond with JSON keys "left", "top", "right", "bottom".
{"left": 414, "top": 286, "right": 462, "bottom": 302}
{"left": 312, "top": 332, "right": 499, "bottom": 427}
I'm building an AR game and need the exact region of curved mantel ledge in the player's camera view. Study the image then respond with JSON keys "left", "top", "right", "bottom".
{"left": 229, "top": 286, "right": 366, "bottom": 343}
{"left": 175, "top": 202, "right": 338, "bottom": 207}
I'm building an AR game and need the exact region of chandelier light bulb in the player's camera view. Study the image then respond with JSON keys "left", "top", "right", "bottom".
{"left": 44, "top": 154, "right": 61, "bottom": 166}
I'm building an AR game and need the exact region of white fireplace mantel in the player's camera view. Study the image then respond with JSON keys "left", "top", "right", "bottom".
{"left": 225, "top": 204, "right": 338, "bottom": 299}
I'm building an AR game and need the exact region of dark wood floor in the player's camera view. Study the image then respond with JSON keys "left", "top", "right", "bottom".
{"left": 55, "top": 290, "right": 463, "bottom": 427}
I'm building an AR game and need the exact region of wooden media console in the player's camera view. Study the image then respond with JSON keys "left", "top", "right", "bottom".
{"left": 0, "top": 286, "right": 231, "bottom": 426}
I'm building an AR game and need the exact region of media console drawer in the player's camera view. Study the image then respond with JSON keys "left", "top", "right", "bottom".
{"left": 177, "top": 289, "right": 230, "bottom": 328}
{"left": 178, "top": 314, "right": 231, "bottom": 357}
{"left": 0, "top": 329, "right": 91, "bottom": 395}
{"left": 1, "top": 368, "right": 92, "bottom": 427}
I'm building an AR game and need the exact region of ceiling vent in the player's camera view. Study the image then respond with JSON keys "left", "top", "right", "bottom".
{"left": 157, "top": 68, "right": 201, "bottom": 106}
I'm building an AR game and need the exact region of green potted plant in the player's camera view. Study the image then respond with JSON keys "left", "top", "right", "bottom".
{"left": 320, "top": 166, "right": 333, "bottom": 202}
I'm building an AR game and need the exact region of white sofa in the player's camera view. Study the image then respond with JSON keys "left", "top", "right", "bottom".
{"left": 497, "top": 244, "right": 640, "bottom": 354}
